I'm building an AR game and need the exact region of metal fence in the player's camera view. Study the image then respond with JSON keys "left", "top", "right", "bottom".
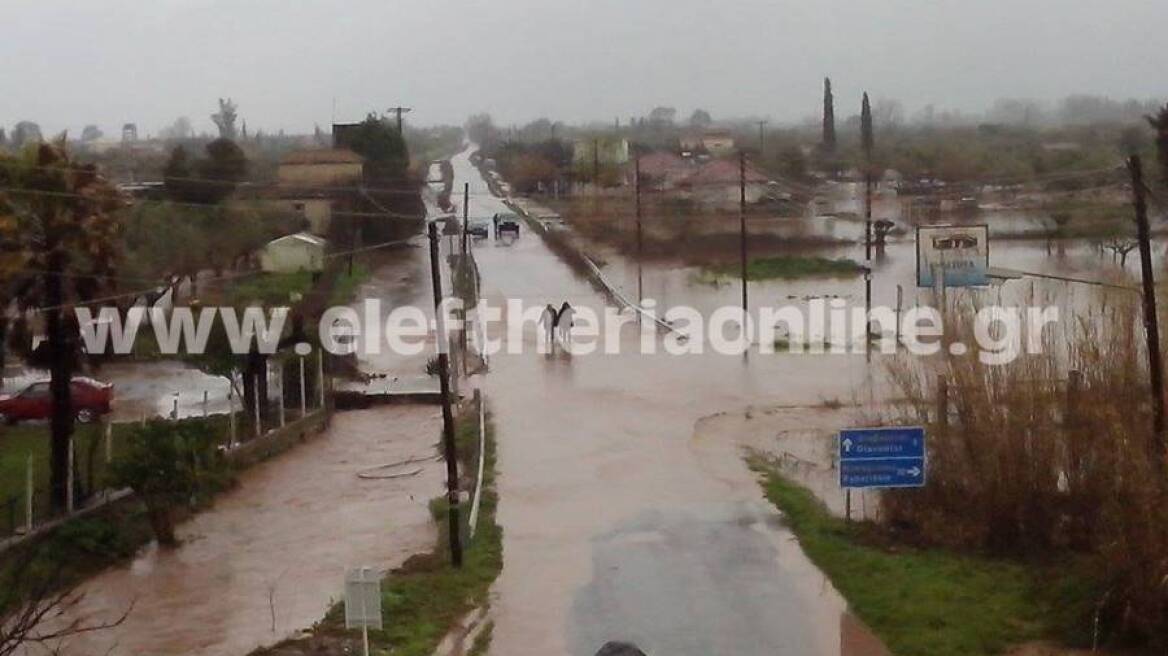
{"left": 0, "top": 353, "right": 330, "bottom": 543}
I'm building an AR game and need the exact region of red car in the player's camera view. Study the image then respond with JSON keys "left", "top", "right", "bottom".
{"left": 0, "top": 378, "right": 114, "bottom": 425}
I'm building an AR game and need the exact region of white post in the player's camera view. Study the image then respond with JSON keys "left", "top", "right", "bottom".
{"left": 25, "top": 455, "right": 33, "bottom": 533}
{"left": 299, "top": 357, "right": 307, "bottom": 417}
{"left": 278, "top": 363, "right": 286, "bottom": 427}
{"left": 66, "top": 438, "right": 75, "bottom": 514}
{"left": 317, "top": 350, "right": 325, "bottom": 409}
{"left": 895, "top": 284, "right": 903, "bottom": 346}
{"left": 172, "top": 392, "right": 179, "bottom": 421}
{"left": 228, "top": 385, "right": 237, "bottom": 447}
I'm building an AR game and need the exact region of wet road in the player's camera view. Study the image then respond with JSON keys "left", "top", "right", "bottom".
{"left": 51, "top": 408, "right": 445, "bottom": 656}
{"left": 448, "top": 148, "right": 888, "bottom": 655}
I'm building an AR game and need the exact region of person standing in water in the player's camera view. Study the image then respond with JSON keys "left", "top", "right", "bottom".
{"left": 539, "top": 303, "right": 558, "bottom": 352}
{"left": 555, "top": 302, "right": 575, "bottom": 349}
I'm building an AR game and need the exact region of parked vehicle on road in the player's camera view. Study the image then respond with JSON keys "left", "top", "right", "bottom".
{"left": 468, "top": 219, "right": 490, "bottom": 239}
{"left": 0, "top": 378, "right": 114, "bottom": 425}
{"left": 494, "top": 212, "right": 521, "bottom": 237}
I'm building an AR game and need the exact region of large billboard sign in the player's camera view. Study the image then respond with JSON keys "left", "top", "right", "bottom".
{"left": 916, "top": 224, "right": 989, "bottom": 288}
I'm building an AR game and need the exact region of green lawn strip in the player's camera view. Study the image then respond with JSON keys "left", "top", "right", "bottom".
{"left": 709, "top": 255, "right": 863, "bottom": 280}
{"left": 251, "top": 402, "right": 502, "bottom": 656}
{"left": 364, "top": 403, "right": 502, "bottom": 655}
{"left": 748, "top": 455, "right": 1058, "bottom": 656}
{"left": 227, "top": 271, "right": 315, "bottom": 306}
{"left": 329, "top": 262, "right": 372, "bottom": 306}
{"left": 0, "top": 416, "right": 234, "bottom": 527}
{"left": 0, "top": 414, "right": 240, "bottom": 617}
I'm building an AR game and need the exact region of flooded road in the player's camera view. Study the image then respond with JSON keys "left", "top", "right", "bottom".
{"left": 448, "top": 147, "right": 889, "bottom": 655}
{"left": 51, "top": 408, "right": 445, "bottom": 656}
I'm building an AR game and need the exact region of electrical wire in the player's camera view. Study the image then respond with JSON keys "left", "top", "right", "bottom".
{"left": 19, "top": 235, "right": 421, "bottom": 313}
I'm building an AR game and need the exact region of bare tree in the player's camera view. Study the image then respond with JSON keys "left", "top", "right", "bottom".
{"left": 0, "top": 548, "right": 132, "bottom": 656}
{"left": 210, "top": 98, "right": 238, "bottom": 140}
{"left": 1103, "top": 238, "right": 1138, "bottom": 267}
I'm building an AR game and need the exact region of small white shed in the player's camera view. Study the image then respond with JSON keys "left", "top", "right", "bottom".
{"left": 259, "top": 232, "right": 328, "bottom": 274}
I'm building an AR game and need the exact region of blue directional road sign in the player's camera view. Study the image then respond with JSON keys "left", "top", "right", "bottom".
{"left": 839, "top": 426, "right": 926, "bottom": 489}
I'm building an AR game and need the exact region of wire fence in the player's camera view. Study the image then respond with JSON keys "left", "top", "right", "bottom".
{"left": 0, "top": 355, "right": 330, "bottom": 543}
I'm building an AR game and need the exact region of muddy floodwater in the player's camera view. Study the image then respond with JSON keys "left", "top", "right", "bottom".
{"left": 32, "top": 145, "right": 1131, "bottom": 655}
{"left": 448, "top": 147, "right": 891, "bottom": 655}
{"left": 50, "top": 408, "right": 444, "bottom": 656}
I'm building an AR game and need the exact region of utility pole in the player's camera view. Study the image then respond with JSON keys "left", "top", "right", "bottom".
{"left": 634, "top": 154, "right": 644, "bottom": 307}
{"left": 861, "top": 93, "right": 874, "bottom": 356}
{"left": 427, "top": 221, "right": 463, "bottom": 567}
{"left": 386, "top": 106, "right": 412, "bottom": 135}
{"left": 756, "top": 120, "right": 767, "bottom": 153}
{"left": 461, "top": 182, "right": 469, "bottom": 256}
{"left": 593, "top": 138, "right": 600, "bottom": 189}
{"left": 739, "top": 151, "right": 748, "bottom": 315}
{"left": 1130, "top": 155, "right": 1165, "bottom": 463}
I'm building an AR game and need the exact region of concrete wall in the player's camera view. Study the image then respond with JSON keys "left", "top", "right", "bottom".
{"left": 227, "top": 410, "right": 330, "bottom": 469}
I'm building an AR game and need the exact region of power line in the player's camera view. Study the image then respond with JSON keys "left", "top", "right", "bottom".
{"left": 0, "top": 186, "right": 427, "bottom": 221}
{"left": 22, "top": 235, "right": 421, "bottom": 313}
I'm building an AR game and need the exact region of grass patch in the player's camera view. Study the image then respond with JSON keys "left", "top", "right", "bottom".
{"left": 748, "top": 454, "right": 1062, "bottom": 656}
{"left": 0, "top": 416, "right": 235, "bottom": 533}
{"left": 226, "top": 271, "right": 314, "bottom": 306}
{"left": 467, "top": 620, "right": 493, "bottom": 656}
{"left": 329, "top": 262, "right": 372, "bottom": 306}
{"left": 712, "top": 256, "right": 863, "bottom": 280}
{"left": 251, "top": 400, "right": 502, "bottom": 656}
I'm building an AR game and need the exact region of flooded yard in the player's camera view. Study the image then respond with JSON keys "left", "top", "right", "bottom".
{"left": 46, "top": 408, "right": 445, "bottom": 656}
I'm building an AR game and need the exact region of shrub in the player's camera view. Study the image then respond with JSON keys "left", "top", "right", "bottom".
{"left": 881, "top": 291, "right": 1168, "bottom": 646}
{"left": 107, "top": 420, "right": 229, "bottom": 546}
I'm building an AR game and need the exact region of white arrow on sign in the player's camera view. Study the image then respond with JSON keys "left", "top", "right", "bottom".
{"left": 907, "top": 466, "right": 921, "bottom": 477}
{"left": 843, "top": 438, "right": 854, "bottom": 452}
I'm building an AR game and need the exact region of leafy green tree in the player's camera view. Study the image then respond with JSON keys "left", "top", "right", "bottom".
{"left": 822, "top": 77, "right": 836, "bottom": 152}
{"left": 346, "top": 114, "right": 408, "bottom": 181}
{"left": 688, "top": 109, "right": 712, "bottom": 129}
{"left": 10, "top": 122, "right": 42, "bottom": 149}
{"left": 0, "top": 145, "right": 123, "bottom": 513}
{"left": 107, "top": 419, "right": 227, "bottom": 546}
{"left": 163, "top": 139, "right": 248, "bottom": 204}
{"left": 465, "top": 113, "right": 498, "bottom": 147}
{"left": 80, "top": 125, "right": 103, "bottom": 142}
{"left": 162, "top": 145, "right": 193, "bottom": 198}
{"left": 200, "top": 138, "right": 248, "bottom": 186}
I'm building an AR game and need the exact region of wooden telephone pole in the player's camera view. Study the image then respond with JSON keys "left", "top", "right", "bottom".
{"left": 461, "top": 182, "right": 469, "bottom": 256}
{"left": 861, "top": 93, "right": 874, "bottom": 358}
{"left": 739, "top": 152, "right": 748, "bottom": 315}
{"left": 427, "top": 222, "right": 463, "bottom": 567}
{"left": 1129, "top": 155, "right": 1166, "bottom": 461}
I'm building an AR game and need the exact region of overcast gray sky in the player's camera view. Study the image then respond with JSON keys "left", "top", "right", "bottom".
{"left": 2, "top": 0, "right": 1165, "bottom": 137}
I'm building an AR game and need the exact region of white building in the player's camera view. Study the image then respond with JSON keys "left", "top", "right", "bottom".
{"left": 259, "top": 233, "right": 327, "bottom": 274}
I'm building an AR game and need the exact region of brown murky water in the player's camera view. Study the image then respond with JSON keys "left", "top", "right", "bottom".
{"left": 29, "top": 146, "right": 1125, "bottom": 655}
{"left": 48, "top": 408, "right": 444, "bottom": 656}
{"left": 450, "top": 148, "right": 891, "bottom": 655}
